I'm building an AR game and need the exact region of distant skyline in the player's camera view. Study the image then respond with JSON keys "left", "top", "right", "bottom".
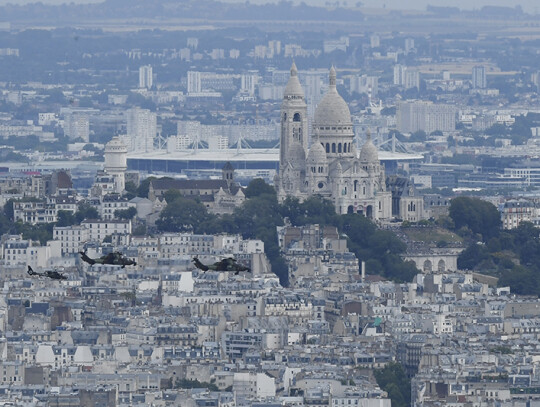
{"left": 0, "top": 0, "right": 536, "bottom": 14}
{"left": 222, "top": 0, "right": 536, "bottom": 13}
{"left": 0, "top": 0, "right": 103, "bottom": 4}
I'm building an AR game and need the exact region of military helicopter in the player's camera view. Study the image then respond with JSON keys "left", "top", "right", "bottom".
{"left": 79, "top": 250, "right": 137, "bottom": 268}
{"left": 192, "top": 257, "right": 251, "bottom": 275}
{"left": 27, "top": 266, "right": 68, "bottom": 281}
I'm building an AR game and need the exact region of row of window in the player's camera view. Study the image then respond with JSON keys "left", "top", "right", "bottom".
{"left": 4, "top": 249, "right": 31, "bottom": 254}
{"left": 318, "top": 125, "right": 352, "bottom": 131}
{"left": 324, "top": 142, "right": 352, "bottom": 154}
{"left": 55, "top": 230, "right": 84, "bottom": 235}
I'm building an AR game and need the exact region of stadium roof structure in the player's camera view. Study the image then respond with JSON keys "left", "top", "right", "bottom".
{"left": 127, "top": 148, "right": 424, "bottom": 167}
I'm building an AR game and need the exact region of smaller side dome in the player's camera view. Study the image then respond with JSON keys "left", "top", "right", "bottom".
{"left": 287, "top": 141, "right": 306, "bottom": 164}
{"left": 307, "top": 141, "right": 327, "bottom": 164}
{"left": 359, "top": 132, "right": 379, "bottom": 163}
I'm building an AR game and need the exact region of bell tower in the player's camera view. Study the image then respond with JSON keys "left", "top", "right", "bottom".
{"left": 280, "top": 62, "right": 308, "bottom": 168}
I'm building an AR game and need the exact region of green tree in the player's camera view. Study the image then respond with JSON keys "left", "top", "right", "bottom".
{"left": 499, "top": 265, "right": 540, "bottom": 296}
{"left": 199, "top": 213, "right": 239, "bottom": 235}
{"left": 156, "top": 196, "right": 212, "bottom": 233}
{"left": 449, "top": 196, "right": 501, "bottom": 241}
{"left": 163, "top": 189, "right": 183, "bottom": 204}
{"left": 43, "top": 88, "right": 67, "bottom": 105}
{"left": 123, "top": 181, "right": 137, "bottom": 199}
{"left": 114, "top": 207, "right": 137, "bottom": 220}
{"left": 510, "top": 115, "right": 532, "bottom": 145}
{"left": 374, "top": 362, "right": 411, "bottom": 407}
{"left": 137, "top": 176, "right": 157, "bottom": 198}
{"left": 485, "top": 123, "right": 509, "bottom": 136}
{"left": 0, "top": 211, "right": 12, "bottom": 236}
{"left": 409, "top": 130, "right": 427, "bottom": 142}
{"left": 125, "top": 181, "right": 137, "bottom": 195}
{"left": 280, "top": 196, "right": 303, "bottom": 225}
{"left": 56, "top": 210, "right": 76, "bottom": 227}
{"left": 339, "top": 214, "right": 418, "bottom": 282}
{"left": 75, "top": 202, "right": 99, "bottom": 223}
{"left": 13, "top": 222, "right": 54, "bottom": 246}
{"left": 234, "top": 193, "right": 283, "bottom": 239}
{"left": 3, "top": 199, "right": 15, "bottom": 221}
{"left": 457, "top": 243, "right": 490, "bottom": 270}
{"left": 174, "top": 378, "right": 218, "bottom": 391}
{"left": 244, "top": 178, "right": 276, "bottom": 198}
{"left": 233, "top": 186, "right": 287, "bottom": 285}
{"left": 299, "top": 195, "right": 339, "bottom": 226}
{"left": 381, "top": 106, "right": 396, "bottom": 116}
{"left": 132, "top": 224, "right": 147, "bottom": 236}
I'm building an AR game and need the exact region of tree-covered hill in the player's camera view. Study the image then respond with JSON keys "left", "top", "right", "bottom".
{"left": 155, "top": 178, "right": 419, "bottom": 286}
{"left": 446, "top": 196, "right": 540, "bottom": 296}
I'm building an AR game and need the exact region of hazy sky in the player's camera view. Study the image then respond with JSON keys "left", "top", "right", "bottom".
{"left": 0, "top": 0, "right": 535, "bottom": 13}
{"left": 228, "top": 0, "right": 537, "bottom": 13}
{"left": 0, "top": 0, "right": 103, "bottom": 4}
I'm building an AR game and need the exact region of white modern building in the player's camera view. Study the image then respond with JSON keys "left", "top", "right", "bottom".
{"left": 397, "top": 100, "right": 456, "bottom": 133}
{"left": 126, "top": 108, "right": 156, "bottom": 153}
{"left": 187, "top": 71, "right": 202, "bottom": 93}
{"left": 64, "top": 113, "right": 89, "bottom": 142}
{"left": 139, "top": 65, "right": 153, "bottom": 89}
{"left": 472, "top": 65, "right": 487, "bottom": 89}
{"left": 241, "top": 73, "right": 258, "bottom": 96}
{"left": 394, "top": 64, "right": 419, "bottom": 90}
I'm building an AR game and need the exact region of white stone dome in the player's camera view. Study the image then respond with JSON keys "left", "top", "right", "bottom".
{"left": 283, "top": 62, "right": 305, "bottom": 98}
{"left": 287, "top": 141, "right": 306, "bottom": 164}
{"left": 314, "top": 66, "right": 352, "bottom": 126}
{"left": 359, "top": 133, "right": 379, "bottom": 163}
{"left": 307, "top": 141, "right": 327, "bottom": 164}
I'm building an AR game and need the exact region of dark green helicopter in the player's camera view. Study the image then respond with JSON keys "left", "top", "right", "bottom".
{"left": 79, "top": 250, "right": 137, "bottom": 268}
{"left": 192, "top": 257, "right": 251, "bottom": 275}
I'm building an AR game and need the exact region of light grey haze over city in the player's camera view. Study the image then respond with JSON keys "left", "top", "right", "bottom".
{"left": 0, "top": 0, "right": 536, "bottom": 12}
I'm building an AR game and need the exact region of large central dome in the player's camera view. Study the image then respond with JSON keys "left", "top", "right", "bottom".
{"left": 314, "top": 66, "right": 352, "bottom": 126}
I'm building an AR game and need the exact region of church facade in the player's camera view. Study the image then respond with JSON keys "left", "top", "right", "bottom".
{"left": 275, "top": 63, "right": 392, "bottom": 220}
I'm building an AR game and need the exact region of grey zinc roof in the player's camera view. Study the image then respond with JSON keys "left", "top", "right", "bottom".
{"left": 152, "top": 178, "right": 228, "bottom": 191}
